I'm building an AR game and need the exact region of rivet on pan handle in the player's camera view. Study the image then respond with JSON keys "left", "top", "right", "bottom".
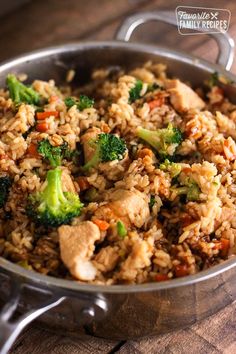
{"left": 115, "top": 11, "right": 235, "bottom": 71}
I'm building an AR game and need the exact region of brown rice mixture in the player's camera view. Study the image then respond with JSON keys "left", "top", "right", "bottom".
{"left": 0, "top": 62, "right": 236, "bottom": 285}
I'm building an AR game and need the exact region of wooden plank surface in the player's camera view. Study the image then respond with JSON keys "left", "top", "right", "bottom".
{"left": 0, "top": 0, "right": 235, "bottom": 353}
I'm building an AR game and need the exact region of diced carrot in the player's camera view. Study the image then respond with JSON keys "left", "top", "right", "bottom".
{"left": 49, "top": 95, "right": 59, "bottom": 103}
{"left": 77, "top": 176, "right": 90, "bottom": 192}
{"left": 223, "top": 137, "right": 236, "bottom": 161}
{"left": 213, "top": 238, "right": 230, "bottom": 256}
{"left": 181, "top": 214, "right": 194, "bottom": 228}
{"left": 92, "top": 219, "right": 110, "bottom": 231}
{"left": 156, "top": 274, "right": 169, "bottom": 282}
{"left": 138, "top": 148, "right": 153, "bottom": 159}
{"left": 36, "top": 111, "right": 59, "bottom": 120}
{"left": 36, "top": 122, "right": 48, "bottom": 132}
{"left": 175, "top": 264, "right": 189, "bottom": 277}
{"left": 27, "top": 143, "right": 40, "bottom": 157}
{"left": 148, "top": 97, "right": 165, "bottom": 111}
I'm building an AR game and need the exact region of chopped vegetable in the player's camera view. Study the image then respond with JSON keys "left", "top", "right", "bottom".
{"left": 82, "top": 133, "right": 127, "bottom": 171}
{"left": 0, "top": 176, "right": 12, "bottom": 208}
{"left": 159, "top": 159, "right": 182, "bottom": 178}
{"left": 117, "top": 220, "right": 127, "bottom": 238}
{"left": 171, "top": 178, "right": 201, "bottom": 202}
{"left": 27, "top": 143, "right": 41, "bottom": 158}
{"left": 148, "top": 97, "right": 165, "bottom": 110}
{"left": 26, "top": 167, "right": 83, "bottom": 227}
{"left": 93, "top": 219, "right": 110, "bottom": 231}
{"left": 36, "top": 122, "right": 48, "bottom": 132}
{"left": 64, "top": 95, "right": 94, "bottom": 111}
{"left": 36, "top": 111, "right": 59, "bottom": 119}
{"left": 156, "top": 274, "right": 169, "bottom": 281}
{"left": 136, "top": 123, "right": 183, "bottom": 158}
{"left": 174, "top": 264, "right": 188, "bottom": 277}
{"left": 129, "top": 80, "right": 143, "bottom": 103}
{"left": 6, "top": 74, "right": 40, "bottom": 105}
{"left": 37, "top": 139, "right": 72, "bottom": 167}
{"left": 149, "top": 195, "right": 156, "bottom": 210}
{"left": 77, "top": 176, "right": 90, "bottom": 192}
{"left": 208, "top": 72, "right": 219, "bottom": 87}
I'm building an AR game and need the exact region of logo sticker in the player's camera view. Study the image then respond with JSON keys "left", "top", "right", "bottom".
{"left": 176, "top": 6, "right": 231, "bottom": 35}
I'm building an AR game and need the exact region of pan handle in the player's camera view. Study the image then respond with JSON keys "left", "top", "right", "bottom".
{"left": 115, "top": 11, "right": 235, "bottom": 71}
{"left": 0, "top": 280, "right": 65, "bottom": 354}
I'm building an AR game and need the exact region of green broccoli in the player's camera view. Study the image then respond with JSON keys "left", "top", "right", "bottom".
{"left": 26, "top": 167, "right": 83, "bottom": 227}
{"left": 0, "top": 176, "right": 11, "bottom": 208}
{"left": 159, "top": 159, "right": 182, "bottom": 178}
{"left": 37, "top": 139, "right": 73, "bottom": 167}
{"left": 129, "top": 80, "right": 143, "bottom": 103}
{"left": 6, "top": 74, "right": 40, "bottom": 105}
{"left": 82, "top": 133, "right": 127, "bottom": 171}
{"left": 64, "top": 95, "right": 94, "bottom": 111}
{"left": 136, "top": 123, "right": 182, "bottom": 158}
{"left": 171, "top": 178, "right": 200, "bottom": 202}
{"left": 149, "top": 195, "right": 156, "bottom": 210}
{"left": 208, "top": 72, "right": 219, "bottom": 87}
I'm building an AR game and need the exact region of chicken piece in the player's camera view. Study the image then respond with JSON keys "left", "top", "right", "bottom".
{"left": 61, "top": 168, "right": 76, "bottom": 193}
{"left": 80, "top": 127, "right": 101, "bottom": 163}
{"left": 59, "top": 221, "right": 100, "bottom": 281}
{"left": 118, "top": 240, "right": 152, "bottom": 281}
{"left": 165, "top": 79, "right": 205, "bottom": 112}
{"left": 94, "top": 246, "right": 119, "bottom": 272}
{"left": 94, "top": 189, "right": 150, "bottom": 228}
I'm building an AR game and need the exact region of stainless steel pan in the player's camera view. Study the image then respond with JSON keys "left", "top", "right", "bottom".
{"left": 0, "top": 11, "right": 236, "bottom": 354}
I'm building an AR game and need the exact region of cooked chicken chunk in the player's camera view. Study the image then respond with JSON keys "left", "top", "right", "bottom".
{"left": 94, "top": 246, "right": 119, "bottom": 272}
{"left": 118, "top": 240, "right": 153, "bottom": 281}
{"left": 59, "top": 221, "right": 100, "bottom": 281}
{"left": 165, "top": 79, "right": 205, "bottom": 112}
{"left": 61, "top": 168, "right": 76, "bottom": 193}
{"left": 81, "top": 127, "right": 101, "bottom": 163}
{"left": 94, "top": 189, "right": 150, "bottom": 228}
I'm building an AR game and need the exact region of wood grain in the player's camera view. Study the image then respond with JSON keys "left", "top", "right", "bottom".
{"left": 1, "top": 0, "right": 236, "bottom": 353}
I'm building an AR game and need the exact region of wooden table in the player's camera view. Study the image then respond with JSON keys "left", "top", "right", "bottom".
{"left": 1, "top": 0, "right": 236, "bottom": 352}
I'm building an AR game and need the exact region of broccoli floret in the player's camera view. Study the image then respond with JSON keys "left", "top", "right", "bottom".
{"left": 171, "top": 178, "right": 200, "bottom": 202}
{"left": 37, "top": 139, "right": 73, "bottom": 167}
{"left": 0, "top": 176, "right": 11, "bottom": 208}
{"left": 6, "top": 74, "right": 40, "bottom": 105}
{"left": 26, "top": 167, "right": 83, "bottom": 227}
{"left": 64, "top": 95, "right": 94, "bottom": 111}
{"left": 136, "top": 123, "right": 182, "bottom": 158}
{"left": 159, "top": 159, "right": 182, "bottom": 178}
{"left": 129, "top": 80, "right": 143, "bottom": 103}
{"left": 83, "top": 133, "right": 127, "bottom": 171}
{"left": 147, "top": 82, "right": 162, "bottom": 92}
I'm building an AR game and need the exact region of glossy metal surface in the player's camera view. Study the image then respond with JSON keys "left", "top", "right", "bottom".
{"left": 0, "top": 10, "right": 236, "bottom": 353}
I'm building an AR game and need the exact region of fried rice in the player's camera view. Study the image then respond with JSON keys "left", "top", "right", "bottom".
{"left": 0, "top": 61, "right": 236, "bottom": 285}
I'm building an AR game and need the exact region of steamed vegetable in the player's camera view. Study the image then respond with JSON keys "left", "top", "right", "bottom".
{"left": 83, "top": 133, "right": 127, "bottom": 171}
{"left": 64, "top": 95, "right": 94, "bottom": 111}
{"left": 136, "top": 124, "right": 182, "bottom": 158}
{"left": 26, "top": 168, "right": 83, "bottom": 227}
{"left": 6, "top": 74, "right": 40, "bottom": 105}
{"left": 37, "top": 139, "right": 73, "bottom": 167}
{"left": 129, "top": 80, "right": 143, "bottom": 103}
